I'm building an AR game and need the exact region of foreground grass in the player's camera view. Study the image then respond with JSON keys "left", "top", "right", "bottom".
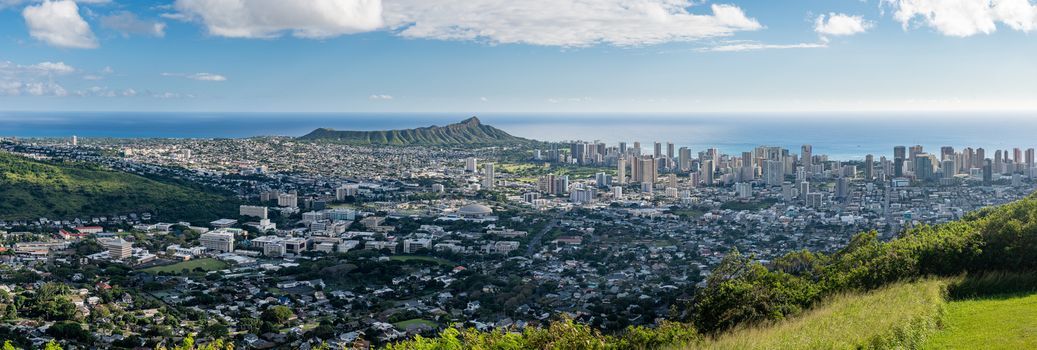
{"left": 692, "top": 279, "right": 949, "bottom": 350}
{"left": 140, "top": 258, "right": 228, "bottom": 274}
{"left": 924, "top": 292, "right": 1037, "bottom": 350}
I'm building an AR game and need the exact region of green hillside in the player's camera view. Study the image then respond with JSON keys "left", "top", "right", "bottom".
{"left": 699, "top": 279, "right": 948, "bottom": 350}
{"left": 0, "top": 152, "right": 239, "bottom": 222}
{"left": 298, "top": 117, "right": 530, "bottom": 145}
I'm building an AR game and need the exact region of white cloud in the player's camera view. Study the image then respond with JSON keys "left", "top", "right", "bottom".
{"left": 101, "top": 11, "right": 166, "bottom": 37}
{"left": 173, "top": 0, "right": 383, "bottom": 39}
{"left": 162, "top": 72, "right": 227, "bottom": 81}
{"left": 815, "top": 13, "right": 873, "bottom": 36}
{"left": 0, "top": 60, "right": 77, "bottom": 96}
{"left": 28, "top": 61, "right": 75, "bottom": 74}
{"left": 22, "top": 0, "right": 99, "bottom": 49}
{"left": 384, "top": 1, "right": 762, "bottom": 47}
{"left": 882, "top": 0, "right": 1037, "bottom": 37}
{"left": 698, "top": 41, "right": 827, "bottom": 52}
{"left": 368, "top": 94, "right": 393, "bottom": 100}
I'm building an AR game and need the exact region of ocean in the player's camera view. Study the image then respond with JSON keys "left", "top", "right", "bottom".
{"left": 3, "top": 111, "right": 1036, "bottom": 160}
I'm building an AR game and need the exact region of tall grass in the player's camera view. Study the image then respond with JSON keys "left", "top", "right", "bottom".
{"left": 688, "top": 279, "right": 951, "bottom": 350}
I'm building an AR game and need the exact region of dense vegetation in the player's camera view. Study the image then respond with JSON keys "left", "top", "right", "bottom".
{"left": 0, "top": 152, "right": 239, "bottom": 222}
{"left": 298, "top": 117, "right": 529, "bottom": 145}
{"left": 691, "top": 192, "right": 1037, "bottom": 334}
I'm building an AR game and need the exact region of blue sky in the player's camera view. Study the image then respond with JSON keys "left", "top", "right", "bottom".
{"left": 1, "top": 0, "right": 1036, "bottom": 113}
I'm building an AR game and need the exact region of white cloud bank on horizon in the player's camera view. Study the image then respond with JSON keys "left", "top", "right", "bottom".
{"left": 22, "top": 0, "right": 99, "bottom": 49}
{"left": 883, "top": 0, "right": 1037, "bottom": 37}
{"left": 169, "top": 0, "right": 761, "bottom": 46}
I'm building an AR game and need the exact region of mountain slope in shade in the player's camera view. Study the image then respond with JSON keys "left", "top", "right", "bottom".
{"left": 0, "top": 152, "right": 239, "bottom": 222}
{"left": 298, "top": 117, "right": 530, "bottom": 145}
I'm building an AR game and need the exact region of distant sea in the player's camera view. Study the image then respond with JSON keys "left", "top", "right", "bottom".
{"left": 3, "top": 111, "right": 1037, "bottom": 161}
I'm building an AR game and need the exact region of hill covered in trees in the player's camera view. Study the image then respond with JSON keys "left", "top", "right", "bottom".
{"left": 298, "top": 117, "right": 530, "bottom": 145}
{"left": 0, "top": 152, "right": 239, "bottom": 222}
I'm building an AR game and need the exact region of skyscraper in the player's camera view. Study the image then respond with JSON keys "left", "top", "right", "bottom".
{"left": 666, "top": 142, "right": 675, "bottom": 160}
{"left": 639, "top": 157, "right": 657, "bottom": 184}
{"left": 764, "top": 160, "right": 784, "bottom": 187}
{"left": 914, "top": 154, "right": 933, "bottom": 181}
{"left": 654, "top": 142, "right": 662, "bottom": 158}
{"left": 483, "top": 163, "right": 495, "bottom": 189}
{"left": 617, "top": 157, "right": 627, "bottom": 184}
{"left": 678, "top": 147, "right": 692, "bottom": 172}
{"left": 701, "top": 160, "right": 714, "bottom": 186}
{"left": 864, "top": 154, "right": 874, "bottom": 180}
{"left": 894, "top": 146, "right": 906, "bottom": 162}
{"left": 465, "top": 157, "right": 478, "bottom": 173}
{"left": 801, "top": 145, "right": 812, "bottom": 166}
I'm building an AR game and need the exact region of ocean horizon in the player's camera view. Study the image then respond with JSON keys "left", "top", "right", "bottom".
{"left": 4, "top": 111, "right": 1037, "bottom": 161}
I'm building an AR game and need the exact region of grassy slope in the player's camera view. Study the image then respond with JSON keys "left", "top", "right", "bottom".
{"left": 692, "top": 279, "right": 949, "bottom": 350}
{"left": 140, "top": 258, "right": 229, "bottom": 274}
{"left": 924, "top": 292, "right": 1037, "bottom": 349}
{"left": 0, "top": 152, "right": 238, "bottom": 222}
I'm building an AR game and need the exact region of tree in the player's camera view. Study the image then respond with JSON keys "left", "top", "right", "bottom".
{"left": 261, "top": 305, "right": 293, "bottom": 325}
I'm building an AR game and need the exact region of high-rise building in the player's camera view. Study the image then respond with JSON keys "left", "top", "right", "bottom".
{"left": 617, "top": 157, "right": 627, "bottom": 184}
{"left": 1027, "top": 148, "right": 1035, "bottom": 168}
{"left": 654, "top": 142, "right": 663, "bottom": 158}
{"left": 983, "top": 159, "right": 993, "bottom": 185}
{"left": 894, "top": 146, "right": 906, "bottom": 161}
{"left": 940, "top": 146, "right": 955, "bottom": 161}
{"left": 914, "top": 154, "right": 934, "bottom": 181}
{"left": 764, "top": 160, "right": 784, "bottom": 186}
{"left": 942, "top": 159, "right": 956, "bottom": 179}
{"left": 666, "top": 142, "right": 675, "bottom": 160}
{"left": 835, "top": 177, "right": 849, "bottom": 200}
{"left": 678, "top": 147, "right": 692, "bottom": 172}
{"left": 483, "top": 163, "right": 495, "bottom": 189}
{"left": 735, "top": 182, "right": 751, "bottom": 198}
{"left": 595, "top": 172, "right": 612, "bottom": 188}
{"left": 798, "top": 181, "right": 809, "bottom": 200}
{"left": 864, "top": 154, "right": 875, "bottom": 180}
{"left": 701, "top": 160, "right": 714, "bottom": 186}
{"left": 638, "top": 157, "right": 657, "bottom": 184}
{"left": 71, "top": 135, "right": 77, "bottom": 146}
{"left": 619, "top": 142, "right": 628, "bottom": 154}
{"left": 894, "top": 157, "right": 905, "bottom": 178}
{"left": 909, "top": 145, "right": 924, "bottom": 162}
{"left": 801, "top": 145, "right": 812, "bottom": 166}
{"left": 975, "top": 148, "right": 986, "bottom": 168}
{"left": 465, "top": 157, "right": 478, "bottom": 173}
{"left": 277, "top": 193, "right": 298, "bottom": 208}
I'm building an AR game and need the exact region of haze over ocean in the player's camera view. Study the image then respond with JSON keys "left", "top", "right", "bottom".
{"left": 4, "top": 111, "right": 1036, "bottom": 161}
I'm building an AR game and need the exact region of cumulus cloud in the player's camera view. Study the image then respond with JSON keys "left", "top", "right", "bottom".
{"left": 172, "top": 0, "right": 383, "bottom": 39}
{"left": 815, "top": 13, "right": 873, "bottom": 36}
{"left": 0, "top": 60, "right": 77, "bottom": 96}
{"left": 883, "top": 0, "right": 1037, "bottom": 37}
{"left": 22, "top": 0, "right": 99, "bottom": 49}
{"left": 383, "top": 1, "right": 762, "bottom": 47}
{"left": 162, "top": 72, "right": 228, "bottom": 81}
{"left": 101, "top": 11, "right": 166, "bottom": 37}
{"left": 698, "top": 41, "right": 827, "bottom": 52}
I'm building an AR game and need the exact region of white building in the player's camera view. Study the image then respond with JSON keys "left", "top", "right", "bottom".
{"left": 199, "top": 231, "right": 235, "bottom": 253}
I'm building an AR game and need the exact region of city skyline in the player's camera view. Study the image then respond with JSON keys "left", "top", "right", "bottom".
{"left": 1, "top": 0, "right": 1037, "bottom": 113}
